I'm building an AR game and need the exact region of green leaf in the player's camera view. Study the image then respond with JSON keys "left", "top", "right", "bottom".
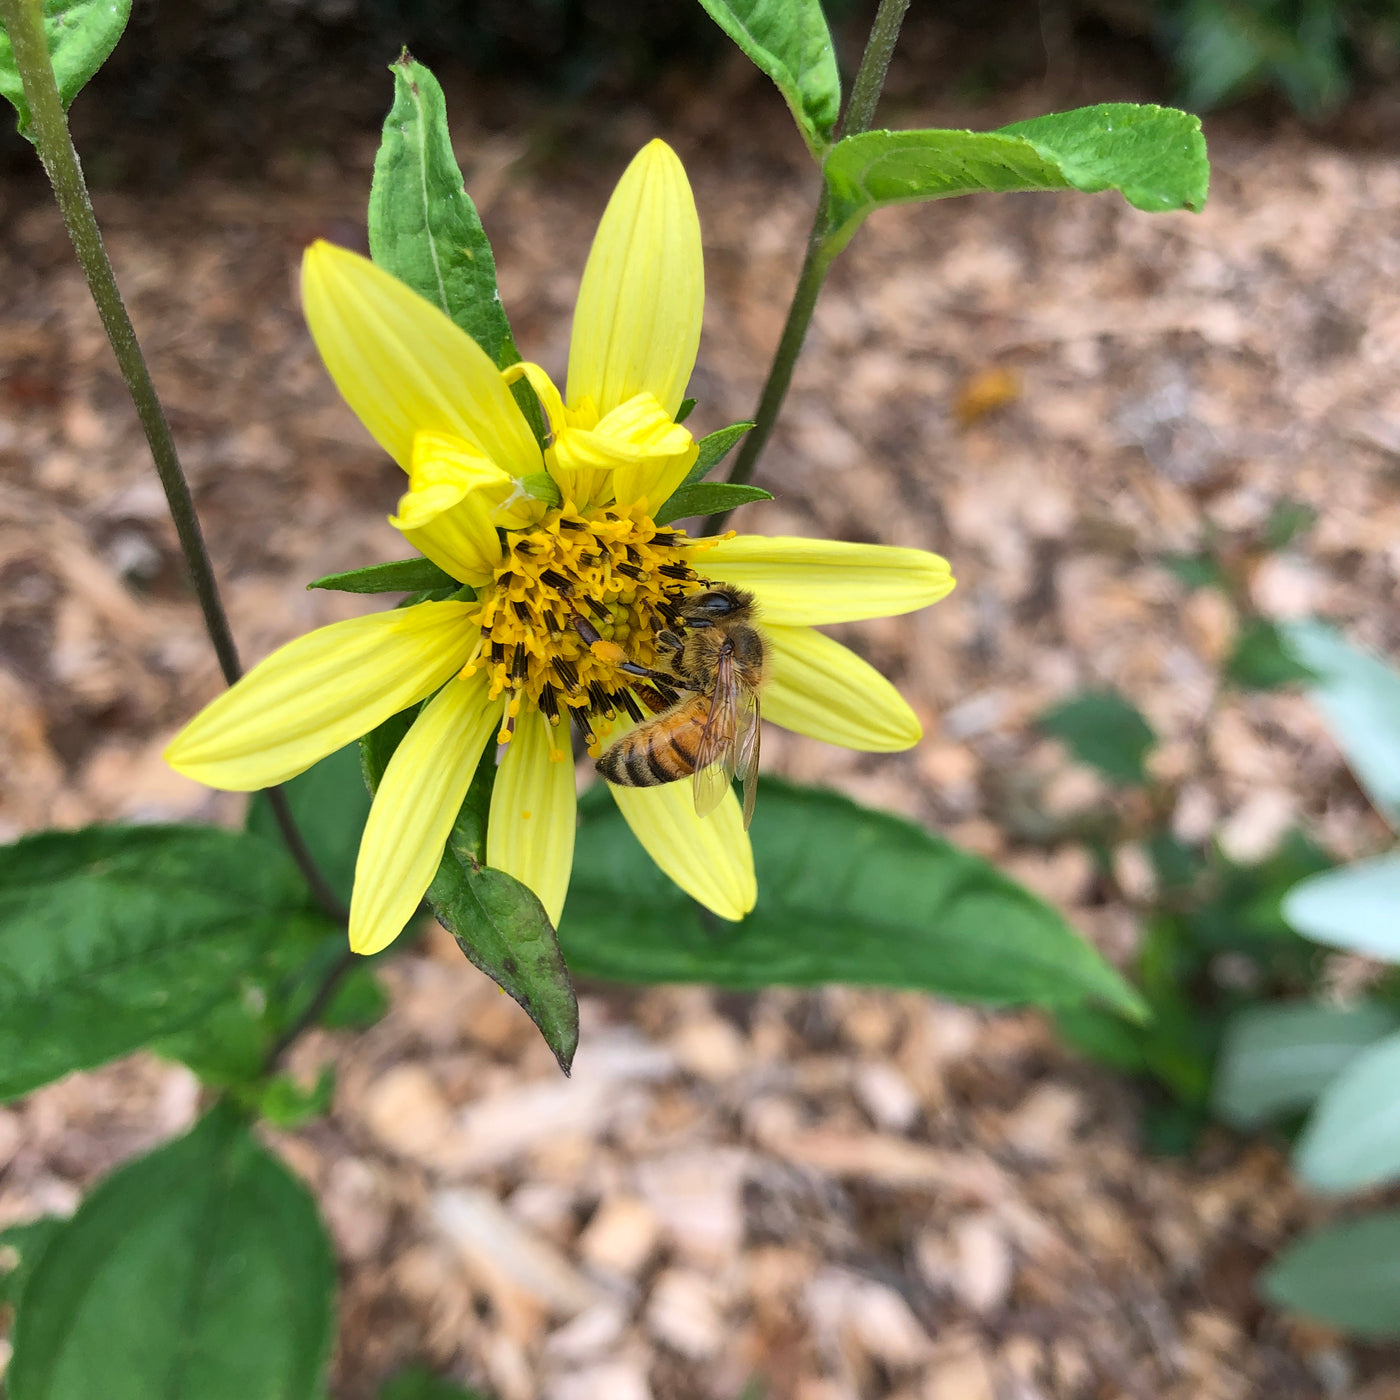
{"left": 0, "top": 826, "right": 324, "bottom": 1101}
{"left": 368, "top": 52, "right": 519, "bottom": 368}
{"left": 1212, "top": 1002, "right": 1400, "bottom": 1130}
{"left": 0, "top": 0, "right": 132, "bottom": 138}
{"left": 823, "top": 104, "right": 1208, "bottom": 252}
{"left": 362, "top": 711, "right": 578, "bottom": 1072}
{"left": 380, "top": 1367, "right": 491, "bottom": 1400}
{"left": 1283, "top": 620, "right": 1400, "bottom": 829}
{"left": 675, "top": 397, "right": 697, "bottom": 425}
{"left": 1294, "top": 1029, "right": 1400, "bottom": 1192}
{"left": 1038, "top": 689, "right": 1156, "bottom": 786}
{"left": 246, "top": 742, "right": 372, "bottom": 904}
{"left": 668, "top": 422, "right": 755, "bottom": 501}
{"left": 1262, "top": 1212, "right": 1400, "bottom": 1338}
{"left": 1283, "top": 855, "right": 1400, "bottom": 958}
{"left": 0, "top": 1218, "right": 65, "bottom": 1309}
{"left": 1263, "top": 499, "right": 1315, "bottom": 552}
{"left": 1161, "top": 551, "right": 1227, "bottom": 591}
{"left": 694, "top": 0, "right": 840, "bottom": 158}
{"left": 1225, "top": 618, "right": 1318, "bottom": 691}
{"left": 308, "top": 557, "right": 458, "bottom": 595}
{"left": 254, "top": 1066, "right": 337, "bottom": 1129}
{"left": 564, "top": 780, "right": 1145, "bottom": 1018}
{"left": 8, "top": 1104, "right": 335, "bottom": 1400}
{"left": 653, "top": 482, "right": 773, "bottom": 527}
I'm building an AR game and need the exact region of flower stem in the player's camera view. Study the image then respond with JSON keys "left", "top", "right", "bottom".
{"left": 1, "top": 0, "right": 347, "bottom": 923}
{"left": 717, "top": 0, "right": 910, "bottom": 516}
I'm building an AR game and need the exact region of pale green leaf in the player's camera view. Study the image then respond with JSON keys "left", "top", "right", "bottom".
{"left": 1295, "top": 1030, "right": 1400, "bottom": 1192}
{"left": 0, "top": 0, "right": 132, "bottom": 137}
{"left": 695, "top": 0, "right": 840, "bottom": 158}
{"left": 823, "top": 103, "right": 1208, "bottom": 252}
{"left": 1283, "top": 855, "right": 1400, "bottom": 958}
{"left": 1263, "top": 1212, "right": 1400, "bottom": 1337}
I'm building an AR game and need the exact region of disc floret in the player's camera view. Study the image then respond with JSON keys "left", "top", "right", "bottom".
{"left": 467, "top": 502, "right": 717, "bottom": 752}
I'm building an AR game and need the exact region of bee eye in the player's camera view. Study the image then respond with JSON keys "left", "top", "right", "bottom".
{"left": 692, "top": 591, "right": 736, "bottom": 617}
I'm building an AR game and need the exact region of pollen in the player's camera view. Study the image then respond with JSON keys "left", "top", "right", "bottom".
{"left": 463, "top": 502, "right": 714, "bottom": 751}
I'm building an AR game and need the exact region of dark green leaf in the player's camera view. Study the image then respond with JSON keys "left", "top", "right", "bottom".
{"left": 0, "top": 826, "right": 323, "bottom": 1100}
{"left": 675, "top": 397, "right": 697, "bottom": 424}
{"left": 823, "top": 104, "right": 1208, "bottom": 252}
{"left": 320, "top": 963, "right": 390, "bottom": 1030}
{"left": 380, "top": 1366, "right": 491, "bottom": 1400}
{"left": 8, "top": 1104, "right": 335, "bottom": 1400}
{"left": 368, "top": 52, "right": 519, "bottom": 368}
{"left": 1225, "top": 618, "right": 1318, "bottom": 691}
{"left": 1161, "top": 551, "right": 1227, "bottom": 591}
{"left": 246, "top": 742, "right": 372, "bottom": 904}
{"left": 1038, "top": 689, "right": 1156, "bottom": 785}
{"left": 0, "top": 0, "right": 132, "bottom": 138}
{"left": 1283, "top": 620, "right": 1400, "bottom": 829}
{"left": 308, "top": 557, "right": 458, "bottom": 595}
{"left": 362, "top": 711, "right": 578, "bottom": 1072}
{"left": 564, "top": 780, "right": 1145, "bottom": 1018}
{"left": 0, "top": 1218, "right": 65, "bottom": 1309}
{"left": 653, "top": 482, "right": 773, "bottom": 527}
{"left": 691, "top": 422, "right": 754, "bottom": 480}
{"left": 1262, "top": 1212, "right": 1400, "bottom": 1337}
{"left": 254, "top": 1066, "right": 336, "bottom": 1129}
{"left": 1263, "top": 500, "right": 1315, "bottom": 552}
{"left": 695, "top": 0, "right": 840, "bottom": 157}
{"left": 1213, "top": 1001, "right": 1400, "bottom": 1130}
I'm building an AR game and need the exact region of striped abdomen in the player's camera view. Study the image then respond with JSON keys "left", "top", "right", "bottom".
{"left": 597, "top": 696, "right": 716, "bottom": 787}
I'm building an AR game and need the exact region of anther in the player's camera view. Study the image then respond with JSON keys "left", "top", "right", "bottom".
{"left": 618, "top": 689, "right": 644, "bottom": 722}
{"left": 552, "top": 656, "right": 580, "bottom": 692}
{"left": 659, "top": 563, "right": 694, "bottom": 579}
{"left": 539, "top": 569, "right": 575, "bottom": 596}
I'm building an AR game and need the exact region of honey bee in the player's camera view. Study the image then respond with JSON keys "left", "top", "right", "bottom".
{"left": 596, "top": 586, "right": 767, "bottom": 827}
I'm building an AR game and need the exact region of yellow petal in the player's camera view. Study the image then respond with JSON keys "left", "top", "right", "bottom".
{"left": 165, "top": 602, "right": 478, "bottom": 790}
{"left": 763, "top": 624, "right": 921, "bottom": 751}
{"left": 596, "top": 393, "right": 698, "bottom": 510}
{"left": 301, "top": 241, "right": 540, "bottom": 475}
{"left": 349, "top": 673, "right": 501, "bottom": 955}
{"left": 566, "top": 140, "right": 703, "bottom": 419}
{"left": 391, "top": 432, "right": 513, "bottom": 584}
{"left": 608, "top": 781, "right": 755, "bottom": 919}
{"left": 704, "top": 535, "right": 955, "bottom": 625}
{"left": 487, "top": 708, "right": 576, "bottom": 926}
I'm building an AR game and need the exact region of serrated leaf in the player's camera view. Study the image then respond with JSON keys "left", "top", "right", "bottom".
{"left": 0, "top": 826, "right": 325, "bottom": 1100}
{"left": 1225, "top": 618, "right": 1318, "bottom": 690}
{"left": 1212, "top": 1001, "right": 1399, "bottom": 1130}
{"left": 0, "top": 0, "right": 132, "bottom": 138}
{"left": 1283, "top": 854, "right": 1400, "bottom": 958}
{"left": 1262, "top": 1212, "right": 1400, "bottom": 1337}
{"left": 246, "top": 742, "right": 372, "bottom": 904}
{"left": 653, "top": 482, "right": 773, "bottom": 526}
{"left": 8, "top": 1104, "right": 335, "bottom": 1400}
{"left": 1283, "top": 620, "right": 1400, "bottom": 829}
{"left": 695, "top": 0, "right": 840, "bottom": 158}
{"left": 368, "top": 52, "right": 518, "bottom": 368}
{"left": 1038, "top": 689, "right": 1156, "bottom": 785}
{"left": 1294, "top": 1029, "right": 1400, "bottom": 1192}
{"left": 362, "top": 710, "right": 578, "bottom": 1072}
{"left": 563, "top": 780, "right": 1145, "bottom": 1018}
{"left": 308, "top": 557, "right": 458, "bottom": 595}
{"left": 823, "top": 103, "right": 1208, "bottom": 251}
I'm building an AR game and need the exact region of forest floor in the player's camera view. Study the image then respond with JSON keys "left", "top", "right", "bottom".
{"left": 3, "top": 39, "right": 1400, "bottom": 1400}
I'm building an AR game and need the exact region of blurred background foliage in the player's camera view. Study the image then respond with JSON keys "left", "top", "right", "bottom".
{"left": 4, "top": 0, "right": 1399, "bottom": 183}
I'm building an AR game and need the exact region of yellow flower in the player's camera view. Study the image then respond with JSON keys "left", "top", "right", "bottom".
{"left": 166, "top": 140, "right": 954, "bottom": 955}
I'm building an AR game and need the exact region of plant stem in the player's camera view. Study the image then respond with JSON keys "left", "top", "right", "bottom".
{"left": 2, "top": 0, "right": 347, "bottom": 923}
{"left": 715, "top": 0, "right": 910, "bottom": 517}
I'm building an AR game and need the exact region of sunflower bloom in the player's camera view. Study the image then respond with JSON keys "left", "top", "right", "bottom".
{"left": 166, "top": 140, "right": 954, "bottom": 954}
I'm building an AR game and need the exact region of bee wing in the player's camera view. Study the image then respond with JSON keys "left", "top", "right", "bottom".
{"left": 691, "top": 649, "right": 741, "bottom": 819}
{"left": 738, "top": 692, "right": 761, "bottom": 830}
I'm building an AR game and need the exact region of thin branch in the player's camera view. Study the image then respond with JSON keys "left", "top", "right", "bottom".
{"left": 2, "top": 0, "right": 346, "bottom": 922}
{"left": 713, "top": 0, "right": 912, "bottom": 520}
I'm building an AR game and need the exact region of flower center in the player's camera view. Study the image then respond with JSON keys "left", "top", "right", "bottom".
{"left": 465, "top": 502, "right": 716, "bottom": 752}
